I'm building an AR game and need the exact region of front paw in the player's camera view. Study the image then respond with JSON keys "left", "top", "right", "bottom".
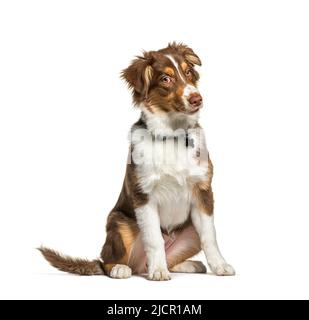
{"left": 147, "top": 267, "right": 171, "bottom": 281}
{"left": 209, "top": 262, "right": 235, "bottom": 276}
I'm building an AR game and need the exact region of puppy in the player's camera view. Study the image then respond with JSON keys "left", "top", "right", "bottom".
{"left": 40, "top": 42, "right": 235, "bottom": 280}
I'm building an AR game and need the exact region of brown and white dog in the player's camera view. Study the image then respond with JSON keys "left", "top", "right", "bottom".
{"left": 40, "top": 43, "right": 235, "bottom": 280}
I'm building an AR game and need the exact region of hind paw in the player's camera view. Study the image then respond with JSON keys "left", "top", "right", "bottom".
{"left": 110, "top": 264, "right": 132, "bottom": 279}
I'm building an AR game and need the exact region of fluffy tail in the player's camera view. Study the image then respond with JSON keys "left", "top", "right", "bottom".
{"left": 38, "top": 247, "right": 104, "bottom": 275}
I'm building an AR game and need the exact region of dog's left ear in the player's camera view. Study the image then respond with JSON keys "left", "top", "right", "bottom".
{"left": 169, "top": 42, "right": 202, "bottom": 66}
{"left": 121, "top": 54, "right": 153, "bottom": 97}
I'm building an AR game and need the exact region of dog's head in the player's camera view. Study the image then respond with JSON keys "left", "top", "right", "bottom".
{"left": 122, "top": 42, "right": 203, "bottom": 114}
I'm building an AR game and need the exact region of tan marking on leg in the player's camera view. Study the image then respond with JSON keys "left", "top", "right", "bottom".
{"left": 192, "top": 156, "right": 214, "bottom": 215}
{"left": 118, "top": 222, "right": 139, "bottom": 263}
{"left": 193, "top": 184, "right": 214, "bottom": 215}
{"left": 103, "top": 263, "right": 117, "bottom": 275}
{"left": 103, "top": 221, "right": 140, "bottom": 276}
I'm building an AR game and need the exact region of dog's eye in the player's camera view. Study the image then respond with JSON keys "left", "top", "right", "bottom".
{"left": 185, "top": 69, "right": 192, "bottom": 76}
{"left": 162, "top": 75, "right": 172, "bottom": 83}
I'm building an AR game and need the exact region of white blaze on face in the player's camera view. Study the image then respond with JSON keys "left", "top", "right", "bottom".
{"left": 183, "top": 84, "right": 199, "bottom": 98}
{"left": 166, "top": 54, "right": 186, "bottom": 82}
{"left": 165, "top": 54, "right": 200, "bottom": 108}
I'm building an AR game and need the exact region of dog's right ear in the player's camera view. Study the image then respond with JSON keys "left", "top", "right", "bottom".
{"left": 121, "top": 55, "right": 153, "bottom": 97}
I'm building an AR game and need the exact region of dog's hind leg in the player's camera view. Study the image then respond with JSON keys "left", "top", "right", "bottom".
{"left": 170, "top": 260, "right": 206, "bottom": 273}
{"left": 101, "top": 211, "right": 139, "bottom": 279}
{"left": 165, "top": 224, "right": 205, "bottom": 273}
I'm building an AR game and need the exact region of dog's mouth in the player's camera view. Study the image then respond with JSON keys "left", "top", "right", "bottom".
{"left": 180, "top": 93, "right": 204, "bottom": 115}
{"left": 187, "top": 105, "right": 202, "bottom": 114}
{"left": 175, "top": 106, "right": 202, "bottom": 115}
{"left": 181, "top": 102, "right": 203, "bottom": 115}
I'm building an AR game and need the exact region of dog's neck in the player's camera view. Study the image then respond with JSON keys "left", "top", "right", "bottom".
{"left": 140, "top": 105, "right": 200, "bottom": 136}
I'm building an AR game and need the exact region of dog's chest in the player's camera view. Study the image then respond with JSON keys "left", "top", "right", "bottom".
{"left": 154, "top": 175, "right": 192, "bottom": 231}
{"left": 135, "top": 133, "right": 208, "bottom": 230}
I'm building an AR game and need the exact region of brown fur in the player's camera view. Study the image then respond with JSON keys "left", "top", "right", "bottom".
{"left": 166, "top": 42, "right": 202, "bottom": 66}
{"left": 181, "top": 62, "right": 188, "bottom": 71}
{"left": 38, "top": 247, "right": 104, "bottom": 275}
{"left": 101, "top": 210, "right": 139, "bottom": 266}
{"left": 103, "top": 263, "right": 118, "bottom": 274}
{"left": 167, "top": 230, "right": 201, "bottom": 268}
{"left": 101, "top": 212, "right": 128, "bottom": 265}
{"left": 118, "top": 222, "right": 139, "bottom": 253}
{"left": 39, "top": 43, "right": 214, "bottom": 278}
{"left": 121, "top": 42, "right": 201, "bottom": 112}
{"left": 192, "top": 157, "right": 214, "bottom": 215}
{"left": 164, "top": 67, "right": 175, "bottom": 76}
{"left": 193, "top": 185, "right": 214, "bottom": 215}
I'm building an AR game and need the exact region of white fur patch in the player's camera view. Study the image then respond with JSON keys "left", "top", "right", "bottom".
{"left": 140, "top": 106, "right": 200, "bottom": 136}
{"left": 110, "top": 264, "right": 132, "bottom": 279}
{"left": 166, "top": 54, "right": 186, "bottom": 82}
{"left": 148, "top": 268, "right": 171, "bottom": 281}
{"left": 183, "top": 84, "right": 199, "bottom": 98}
{"left": 132, "top": 107, "right": 209, "bottom": 233}
{"left": 191, "top": 208, "right": 235, "bottom": 276}
{"left": 135, "top": 200, "right": 171, "bottom": 280}
{"left": 132, "top": 103, "right": 211, "bottom": 280}
{"left": 165, "top": 55, "right": 201, "bottom": 109}
{"left": 183, "top": 84, "right": 201, "bottom": 109}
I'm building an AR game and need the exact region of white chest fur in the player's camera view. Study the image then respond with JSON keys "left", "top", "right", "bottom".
{"left": 131, "top": 112, "right": 209, "bottom": 231}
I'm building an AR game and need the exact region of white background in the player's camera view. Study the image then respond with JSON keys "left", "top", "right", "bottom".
{"left": 1, "top": 0, "right": 309, "bottom": 300}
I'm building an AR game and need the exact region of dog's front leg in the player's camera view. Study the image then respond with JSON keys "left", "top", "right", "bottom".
{"left": 191, "top": 205, "right": 235, "bottom": 276}
{"left": 135, "top": 200, "right": 171, "bottom": 281}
